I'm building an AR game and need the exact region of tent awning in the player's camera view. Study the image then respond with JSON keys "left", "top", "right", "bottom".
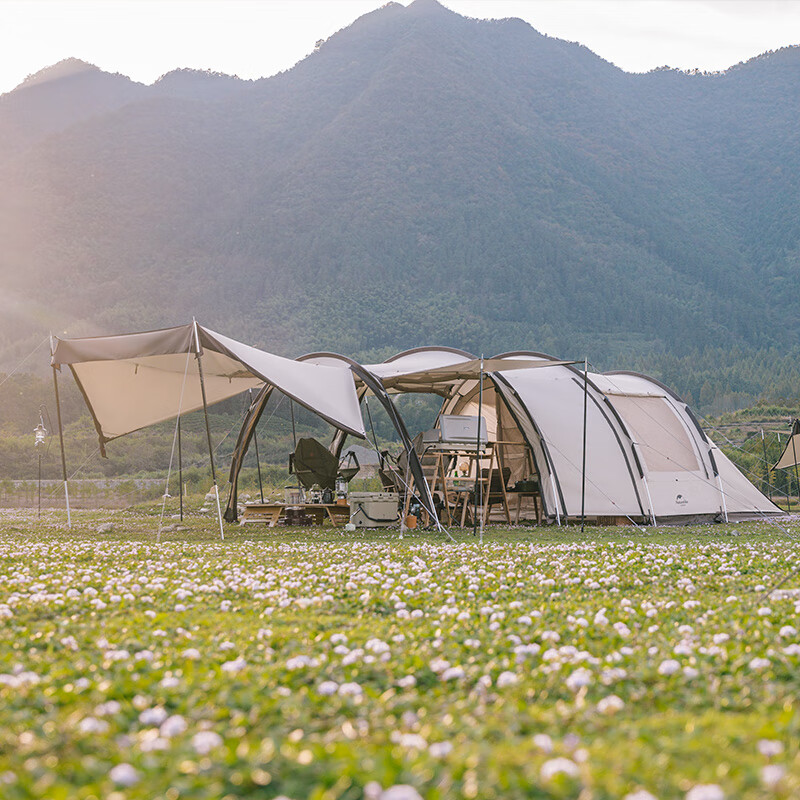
{"left": 51, "top": 322, "right": 366, "bottom": 449}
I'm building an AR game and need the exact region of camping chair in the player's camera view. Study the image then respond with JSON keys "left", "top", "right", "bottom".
{"left": 378, "top": 451, "right": 404, "bottom": 495}
{"left": 289, "top": 438, "right": 338, "bottom": 490}
{"left": 466, "top": 466, "right": 512, "bottom": 524}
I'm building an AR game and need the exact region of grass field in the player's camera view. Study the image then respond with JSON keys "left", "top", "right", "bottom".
{"left": 0, "top": 509, "right": 799, "bottom": 799}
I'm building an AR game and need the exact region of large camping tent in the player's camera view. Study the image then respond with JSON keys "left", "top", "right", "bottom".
{"left": 224, "top": 347, "right": 780, "bottom": 525}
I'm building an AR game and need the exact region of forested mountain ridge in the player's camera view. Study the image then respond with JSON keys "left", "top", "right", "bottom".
{"left": 0, "top": 0, "right": 799, "bottom": 412}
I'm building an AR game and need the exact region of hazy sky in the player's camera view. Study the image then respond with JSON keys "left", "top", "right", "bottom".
{"left": 2, "top": 0, "right": 799, "bottom": 95}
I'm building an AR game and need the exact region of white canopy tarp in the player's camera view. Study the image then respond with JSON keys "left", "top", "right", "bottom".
{"left": 51, "top": 322, "right": 366, "bottom": 452}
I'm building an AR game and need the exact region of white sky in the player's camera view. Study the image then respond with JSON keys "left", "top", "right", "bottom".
{"left": 1, "top": 0, "right": 799, "bottom": 95}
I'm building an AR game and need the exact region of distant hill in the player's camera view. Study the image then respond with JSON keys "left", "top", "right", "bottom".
{"left": 0, "top": 0, "right": 799, "bottom": 411}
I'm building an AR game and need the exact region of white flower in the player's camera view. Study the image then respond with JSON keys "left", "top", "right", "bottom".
{"left": 757, "top": 739, "right": 784, "bottom": 757}
{"left": 139, "top": 707, "right": 167, "bottom": 726}
{"left": 761, "top": 764, "right": 785, "bottom": 788}
{"left": 566, "top": 668, "right": 592, "bottom": 691}
{"left": 496, "top": 671, "right": 518, "bottom": 688}
{"left": 181, "top": 648, "right": 201, "bottom": 660}
{"left": 159, "top": 715, "right": 187, "bottom": 738}
{"left": 623, "top": 791, "right": 658, "bottom": 800}
{"left": 380, "top": 786, "right": 423, "bottom": 800}
{"left": 540, "top": 757, "right": 580, "bottom": 781}
{"left": 317, "top": 681, "right": 339, "bottom": 696}
{"left": 221, "top": 657, "right": 247, "bottom": 674}
{"left": 396, "top": 675, "right": 417, "bottom": 689}
{"left": 395, "top": 733, "right": 427, "bottom": 750}
{"left": 109, "top": 763, "right": 140, "bottom": 786}
{"left": 79, "top": 717, "right": 109, "bottom": 733}
{"left": 748, "top": 657, "right": 770, "bottom": 671}
{"left": 191, "top": 730, "right": 223, "bottom": 754}
{"left": 441, "top": 666, "right": 465, "bottom": 681}
{"left": 685, "top": 785, "right": 724, "bottom": 800}
{"left": 428, "top": 741, "right": 453, "bottom": 758}
{"left": 532, "top": 733, "right": 554, "bottom": 753}
{"left": 597, "top": 695, "right": 624, "bottom": 715}
{"left": 779, "top": 625, "right": 797, "bottom": 637}
{"left": 338, "top": 682, "right": 363, "bottom": 697}
{"left": 683, "top": 666, "right": 699, "bottom": 679}
{"left": 658, "top": 659, "right": 680, "bottom": 676}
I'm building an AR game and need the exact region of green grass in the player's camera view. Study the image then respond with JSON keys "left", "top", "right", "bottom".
{"left": 0, "top": 508, "right": 799, "bottom": 799}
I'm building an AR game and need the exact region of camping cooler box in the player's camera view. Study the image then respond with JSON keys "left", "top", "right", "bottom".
{"left": 349, "top": 492, "right": 400, "bottom": 528}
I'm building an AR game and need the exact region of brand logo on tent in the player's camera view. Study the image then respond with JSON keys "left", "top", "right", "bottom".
{"left": 675, "top": 494, "right": 688, "bottom": 506}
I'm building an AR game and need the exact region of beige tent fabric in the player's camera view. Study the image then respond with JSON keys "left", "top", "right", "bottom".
{"left": 774, "top": 421, "right": 800, "bottom": 470}
{"left": 52, "top": 322, "right": 366, "bottom": 448}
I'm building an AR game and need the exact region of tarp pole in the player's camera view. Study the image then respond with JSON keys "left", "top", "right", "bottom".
{"left": 474, "top": 356, "right": 484, "bottom": 542}
{"left": 178, "top": 416, "right": 183, "bottom": 521}
{"left": 251, "top": 389, "right": 265, "bottom": 503}
{"left": 580, "top": 357, "right": 588, "bottom": 533}
{"left": 791, "top": 421, "right": 800, "bottom": 512}
{"left": 551, "top": 473, "right": 561, "bottom": 526}
{"left": 50, "top": 356, "right": 72, "bottom": 529}
{"left": 194, "top": 321, "right": 224, "bottom": 541}
{"left": 290, "top": 400, "right": 297, "bottom": 449}
{"left": 715, "top": 469, "right": 729, "bottom": 523}
{"left": 761, "top": 428, "right": 772, "bottom": 500}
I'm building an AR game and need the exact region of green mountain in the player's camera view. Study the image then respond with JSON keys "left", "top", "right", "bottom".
{"left": 1, "top": 0, "right": 799, "bottom": 410}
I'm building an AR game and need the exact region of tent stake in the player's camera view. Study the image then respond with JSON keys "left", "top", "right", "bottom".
{"left": 581, "top": 357, "right": 588, "bottom": 533}
{"left": 194, "top": 323, "right": 224, "bottom": 541}
{"left": 51, "top": 360, "right": 72, "bottom": 529}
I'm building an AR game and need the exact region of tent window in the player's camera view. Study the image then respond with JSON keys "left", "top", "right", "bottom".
{"left": 609, "top": 395, "right": 699, "bottom": 473}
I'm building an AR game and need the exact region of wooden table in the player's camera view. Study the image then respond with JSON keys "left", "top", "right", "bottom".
{"left": 240, "top": 503, "right": 351, "bottom": 527}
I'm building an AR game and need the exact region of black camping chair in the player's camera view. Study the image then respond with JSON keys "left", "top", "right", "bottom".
{"left": 289, "top": 438, "right": 339, "bottom": 490}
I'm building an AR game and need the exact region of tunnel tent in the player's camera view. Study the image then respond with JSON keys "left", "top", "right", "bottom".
{"left": 223, "top": 346, "right": 781, "bottom": 527}
{"left": 223, "top": 347, "right": 578, "bottom": 524}
{"left": 50, "top": 321, "right": 367, "bottom": 534}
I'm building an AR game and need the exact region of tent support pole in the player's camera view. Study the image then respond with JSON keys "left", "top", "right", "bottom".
{"left": 251, "top": 391, "right": 264, "bottom": 503}
{"left": 761, "top": 429, "right": 772, "bottom": 500}
{"left": 580, "top": 357, "right": 588, "bottom": 533}
{"left": 716, "top": 472, "right": 729, "bottom": 523}
{"left": 178, "top": 416, "right": 184, "bottom": 522}
{"left": 194, "top": 328, "right": 224, "bottom": 541}
{"left": 474, "top": 356, "right": 484, "bottom": 542}
{"left": 791, "top": 422, "right": 800, "bottom": 513}
{"left": 290, "top": 400, "right": 297, "bottom": 449}
{"left": 550, "top": 473, "right": 561, "bottom": 526}
{"left": 51, "top": 363, "right": 72, "bottom": 529}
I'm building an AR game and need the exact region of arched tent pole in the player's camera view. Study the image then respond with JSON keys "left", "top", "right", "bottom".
{"left": 224, "top": 384, "right": 274, "bottom": 521}
{"left": 193, "top": 319, "right": 224, "bottom": 541}
{"left": 250, "top": 389, "right": 265, "bottom": 503}
{"left": 50, "top": 335, "right": 72, "bottom": 529}
{"left": 349, "top": 364, "right": 445, "bottom": 534}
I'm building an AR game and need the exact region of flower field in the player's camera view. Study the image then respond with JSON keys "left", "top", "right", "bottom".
{"left": 1, "top": 510, "right": 799, "bottom": 799}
